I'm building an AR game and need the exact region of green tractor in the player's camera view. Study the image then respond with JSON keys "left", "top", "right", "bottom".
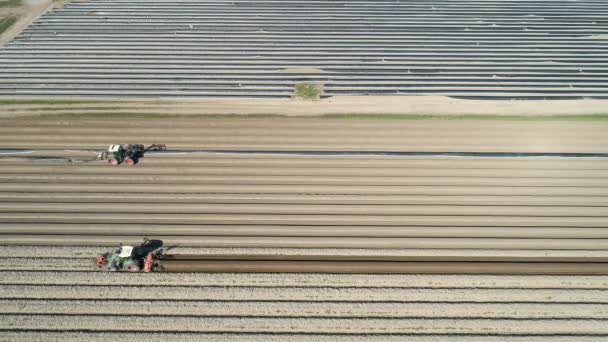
{"left": 96, "top": 239, "right": 164, "bottom": 272}
{"left": 97, "top": 144, "right": 166, "bottom": 166}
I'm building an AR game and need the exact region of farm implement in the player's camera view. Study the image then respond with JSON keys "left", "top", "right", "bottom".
{"left": 97, "top": 144, "right": 166, "bottom": 166}
{"left": 96, "top": 239, "right": 164, "bottom": 272}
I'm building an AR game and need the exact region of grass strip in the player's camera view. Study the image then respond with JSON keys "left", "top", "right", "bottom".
{"left": 3, "top": 106, "right": 130, "bottom": 112}
{"left": 0, "top": 0, "right": 21, "bottom": 8}
{"left": 0, "top": 15, "right": 17, "bottom": 33}
{"left": 33, "top": 113, "right": 285, "bottom": 119}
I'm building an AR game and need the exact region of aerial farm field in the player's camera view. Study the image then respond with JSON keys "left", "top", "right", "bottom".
{"left": 1, "top": 0, "right": 608, "bottom": 340}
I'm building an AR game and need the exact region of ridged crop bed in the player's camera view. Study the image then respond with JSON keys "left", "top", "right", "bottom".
{"left": 1, "top": 0, "right": 608, "bottom": 99}
{"left": 1, "top": 115, "right": 608, "bottom": 340}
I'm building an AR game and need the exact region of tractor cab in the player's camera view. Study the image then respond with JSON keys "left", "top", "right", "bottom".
{"left": 106, "top": 144, "right": 125, "bottom": 165}
{"left": 118, "top": 245, "right": 134, "bottom": 258}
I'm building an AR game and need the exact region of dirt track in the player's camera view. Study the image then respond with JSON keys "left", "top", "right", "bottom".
{"left": 1, "top": 115, "right": 608, "bottom": 339}
{"left": 3, "top": 96, "right": 608, "bottom": 117}
{"left": 2, "top": 117, "right": 608, "bottom": 151}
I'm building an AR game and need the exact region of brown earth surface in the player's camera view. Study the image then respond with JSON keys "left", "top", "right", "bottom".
{"left": 1, "top": 115, "right": 608, "bottom": 339}
{"left": 3, "top": 95, "right": 608, "bottom": 116}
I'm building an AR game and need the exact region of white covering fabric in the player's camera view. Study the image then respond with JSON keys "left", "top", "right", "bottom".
{"left": 119, "top": 246, "right": 134, "bottom": 258}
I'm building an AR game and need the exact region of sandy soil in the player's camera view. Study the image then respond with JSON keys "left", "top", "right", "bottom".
{"left": 1, "top": 117, "right": 608, "bottom": 152}
{"left": 4, "top": 270, "right": 608, "bottom": 288}
{"left": 3, "top": 95, "right": 608, "bottom": 117}
{"left": 5, "top": 284, "right": 607, "bottom": 303}
{"left": 3, "top": 299, "right": 607, "bottom": 318}
{"left": 0, "top": 117, "right": 606, "bottom": 250}
{"left": 1, "top": 334, "right": 607, "bottom": 342}
{"left": 4, "top": 315, "right": 608, "bottom": 334}
{"left": 0, "top": 116, "right": 607, "bottom": 338}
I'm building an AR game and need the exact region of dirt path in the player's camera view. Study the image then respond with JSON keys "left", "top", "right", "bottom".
{"left": 3, "top": 95, "right": 608, "bottom": 117}
{"left": 0, "top": 0, "right": 53, "bottom": 47}
{"left": 1, "top": 117, "right": 607, "bottom": 152}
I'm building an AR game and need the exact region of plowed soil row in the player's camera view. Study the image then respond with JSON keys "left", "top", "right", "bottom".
{"left": 2, "top": 315, "right": 608, "bottom": 334}
{"left": 3, "top": 270, "right": 607, "bottom": 288}
{"left": 1, "top": 117, "right": 607, "bottom": 152}
{"left": 3, "top": 300, "right": 607, "bottom": 319}
{"left": 1, "top": 117, "right": 607, "bottom": 249}
{"left": 1, "top": 115, "right": 608, "bottom": 338}
{"left": 4, "top": 284, "right": 606, "bottom": 302}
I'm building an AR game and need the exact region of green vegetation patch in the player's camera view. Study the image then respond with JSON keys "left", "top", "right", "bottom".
{"left": 293, "top": 82, "right": 323, "bottom": 100}
{"left": 32, "top": 113, "right": 286, "bottom": 119}
{"left": 0, "top": 15, "right": 17, "bottom": 34}
{"left": 3, "top": 106, "right": 131, "bottom": 112}
{"left": 0, "top": 0, "right": 21, "bottom": 8}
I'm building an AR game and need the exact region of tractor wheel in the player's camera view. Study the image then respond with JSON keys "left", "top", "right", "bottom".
{"left": 108, "top": 158, "right": 119, "bottom": 165}
{"left": 95, "top": 254, "right": 107, "bottom": 268}
{"left": 125, "top": 262, "right": 140, "bottom": 272}
{"left": 124, "top": 158, "right": 136, "bottom": 166}
{"left": 143, "top": 252, "right": 155, "bottom": 273}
